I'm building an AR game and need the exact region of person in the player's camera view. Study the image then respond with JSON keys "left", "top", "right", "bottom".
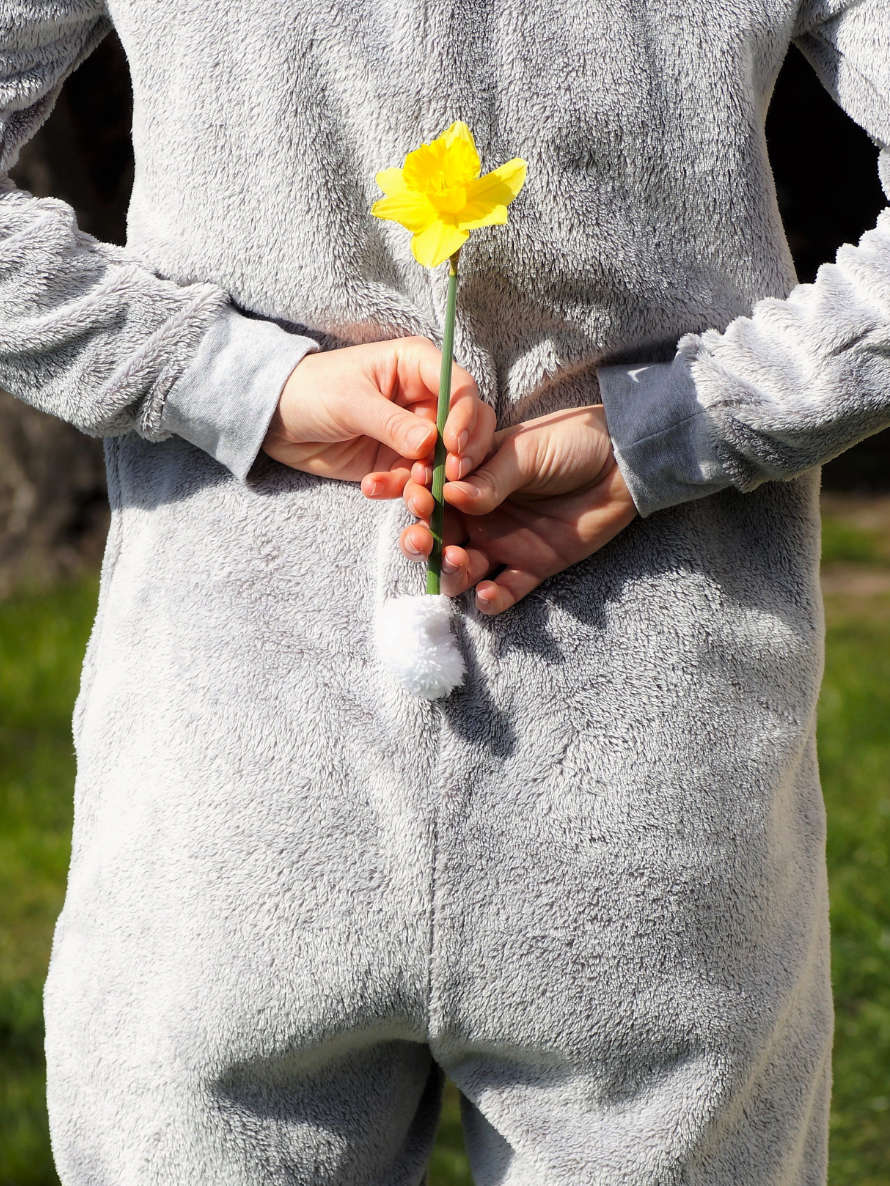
{"left": 1, "top": 0, "right": 888, "bottom": 1182}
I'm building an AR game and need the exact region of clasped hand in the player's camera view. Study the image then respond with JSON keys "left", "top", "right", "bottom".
{"left": 377, "top": 403, "right": 637, "bottom": 614}
{"left": 263, "top": 335, "right": 637, "bottom": 615}
{"left": 363, "top": 403, "right": 638, "bottom": 613}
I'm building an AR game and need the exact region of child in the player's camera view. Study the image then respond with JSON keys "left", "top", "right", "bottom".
{"left": 1, "top": 0, "right": 888, "bottom": 1182}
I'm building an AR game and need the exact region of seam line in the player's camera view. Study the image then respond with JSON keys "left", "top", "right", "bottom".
{"left": 425, "top": 699, "right": 443, "bottom": 1044}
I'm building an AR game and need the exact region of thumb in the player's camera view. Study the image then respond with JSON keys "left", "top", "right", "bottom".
{"left": 446, "top": 435, "right": 527, "bottom": 514}
{"left": 351, "top": 393, "right": 437, "bottom": 459}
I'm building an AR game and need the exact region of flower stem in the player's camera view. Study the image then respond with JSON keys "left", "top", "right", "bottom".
{"left": 426, "top": 247, "right": 460, "bottom": 595}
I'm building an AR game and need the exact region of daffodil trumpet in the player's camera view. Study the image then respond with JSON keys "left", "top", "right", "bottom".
{"left": 371, "top": 120, "right": 527, "bottom": 697}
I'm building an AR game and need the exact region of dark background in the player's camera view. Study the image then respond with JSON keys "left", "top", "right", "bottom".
{"left": 1, "top": 33, "right": 888, "bottom": 596}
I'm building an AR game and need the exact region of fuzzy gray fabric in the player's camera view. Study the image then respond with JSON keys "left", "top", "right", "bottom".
{"left": 2, "top": 0, "right": 889, "bottom": 1182}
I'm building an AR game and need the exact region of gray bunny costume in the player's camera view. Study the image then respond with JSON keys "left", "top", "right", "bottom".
{"left": 1, "top": 0, "right": 889, "bottom": 1181}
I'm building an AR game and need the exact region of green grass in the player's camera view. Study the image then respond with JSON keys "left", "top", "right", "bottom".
{"left": 0, "top": 577, "right": 103, "bottom": 1186}
{"left": 1, "top": 572, "right": 889, "bottom": 1185}
{"left": 820, "top": 509, "right": 890, "bottom": 567}
{"left": 818, "top": 595, "right": 890, "bottom": 1186}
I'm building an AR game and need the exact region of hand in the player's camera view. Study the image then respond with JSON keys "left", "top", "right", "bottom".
{"left": 395, "top": 405, "right": 638, "bottom": 614}
{"left": 262, "top": 335, "right": 494, "bottom": 485}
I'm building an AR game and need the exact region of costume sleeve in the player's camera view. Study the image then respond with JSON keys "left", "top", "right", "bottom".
{"left": 597, "top": 0, "right": 890, "bottom": 517}
{"left": 0, "top": 0, "right": 320, "bottom": 482}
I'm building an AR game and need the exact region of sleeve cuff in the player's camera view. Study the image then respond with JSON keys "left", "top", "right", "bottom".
{"left": 597, "top": 357, "right": 731, "bottom": 517}
{"left": 160, "top": 303, "right": 322, "bottom": 482}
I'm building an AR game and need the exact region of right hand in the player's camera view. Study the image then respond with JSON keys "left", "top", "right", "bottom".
{"left": 261, "top": 335, "right": 493, "bottom": 488}
{"left": 395, "top": 404, "right": 638, "bottom": 614}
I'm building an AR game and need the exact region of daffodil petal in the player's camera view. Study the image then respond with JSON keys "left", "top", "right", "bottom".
{"left": 401, "top": 140, "right": 443, "bottom": 193}
{"left": 440, "top": 120, "right": 481, "bottom": 181}
{"left": 411, "top": 221, "right": 469, "bottom": 269}
{"left": 371, "top": 191, "right": 436, "bottom": 232}
{"left": 458, "top": 204, "right": 509, "bottom": 231}
{"left": 402, "top": 122, "right": 481, "bottom": 193}
{"left": 443, "top": 136, "right": 482, "bottom": 188}
{"left": 441, "top": 120, "right": 475, "bottom": 150}
{"left": 375, "top": 167, "right": 407, "bottom": 196}
{"left": 463, "top": 158, "right": 528, "bottom": 215}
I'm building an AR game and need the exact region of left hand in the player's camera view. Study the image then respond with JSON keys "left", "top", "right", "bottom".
{"left": 382, "top": 405, "right": 639, "bottom": 614}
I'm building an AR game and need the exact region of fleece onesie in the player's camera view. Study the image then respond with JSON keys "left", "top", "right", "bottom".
{"left": 2, "top": 1, "right": 890, "bottom": 1183}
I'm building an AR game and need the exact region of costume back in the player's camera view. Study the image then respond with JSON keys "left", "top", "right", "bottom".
{"left": 1, "top": 0, "right": 888, "bottom": 1181}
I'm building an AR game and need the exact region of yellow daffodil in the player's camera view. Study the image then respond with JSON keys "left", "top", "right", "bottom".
{"left": 372, "top": 120, "right": 527, "bottom": 268}
{"left": 370, "top": 120, "right": 527, "bottom": 600}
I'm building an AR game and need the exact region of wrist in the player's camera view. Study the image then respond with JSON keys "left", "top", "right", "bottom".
{"left": 161, "top": 303, "right": 321, "bottom": 482}
{"left": 262, "top": 351, "right": 322, "bottom": 450}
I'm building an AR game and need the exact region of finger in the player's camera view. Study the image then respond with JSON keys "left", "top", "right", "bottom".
{"left": 414, "top": 401, "right": 439, "bottom": 423}
{"left": 442, "top": 436, "right": 527, "bottom": 514}
{"left": 402, "top": 478, "right": 435, "bottom": 520}
{"left": 442, "top": 395, "right": 477, "bottom": 479}
{"left": 400, "top": 523, "right": 433, "bottom": 561}
{"left": 360, "top": 467, "right": 411, "bottom": 499}
{"left": 442, "top": 390, "right": 476, "bottom": 455}
{"left": 391, "top": 337, "right": 481, "bottom": 414}
{"left": 411, "top": 460, "right": 433, "bottom": 487}
{"left": 475, "top": 568, "right": 541, "bottom": 615}
{"left": 399, "top": 505, "right": 467, "bottom": 559}
{"left": 444, "top": 400, "right": 498, "bottom": 481}
{"left": 353, "top": 393, "right": 438, "bottom": 460}
{"left": 440, "top": 545, "right": 493, "bottom": 597}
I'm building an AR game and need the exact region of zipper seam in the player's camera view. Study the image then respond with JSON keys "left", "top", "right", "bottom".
{"left": 425, "top": 697, "right": 444, "bottom": 1043}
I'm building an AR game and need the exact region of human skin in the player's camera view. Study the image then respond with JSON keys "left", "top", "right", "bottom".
{"left": 362, "top": 404, "right": 639, "bottom": 615}
{"left": 263, "top": 341, "right": 635, "bottom": 617}
{"left": 262, "top": 335, "right": 496, "bottom": 486}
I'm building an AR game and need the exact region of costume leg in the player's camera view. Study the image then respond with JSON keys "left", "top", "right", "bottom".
{"left": 44, "top": 449, "right": 446, "bottom": 1184}
{"left": 429, "top": 724, "right": 833, "bottom": 1185}
{"left": 46, "top": 995, "right": 445, "bottom": 1185}
{"left": 427, "top": 487, "right": 833, "bottom": 1185}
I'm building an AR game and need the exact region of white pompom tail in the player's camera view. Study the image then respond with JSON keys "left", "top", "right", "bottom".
{"left": 375, "top": 594, "right": 466, "bottom": 699}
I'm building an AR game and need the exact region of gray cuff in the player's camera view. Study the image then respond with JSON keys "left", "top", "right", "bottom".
{"left": 597, "top": 357, "right": 731, "bottom": 517}
{"left": 161, "top": 303, "right": 321, "bottom": 481}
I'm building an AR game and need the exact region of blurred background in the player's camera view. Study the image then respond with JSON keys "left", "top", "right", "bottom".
{"left": 1, "top": 30, "right": 889, "bottom": 1186}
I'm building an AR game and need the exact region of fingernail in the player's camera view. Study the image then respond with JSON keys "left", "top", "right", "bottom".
{"left": 405, "top": 542, "right": 423, "bottom": 557}
{"left": 457, "top": 429, "right": 469, "bottom": 453}
{"left": 442, "top": 556, "right": 458, "bottom": 573}
{"left": 407, "top": 497, "right": 420, "bottom": 516}
{"left": 457, "top": 456, "right": 471, "bottom": 479}
{"left": 365, "top": 479, "right": 381, "bottom": 496}
{"left": 408, "top": 425, "right": 431, "bottom": 451}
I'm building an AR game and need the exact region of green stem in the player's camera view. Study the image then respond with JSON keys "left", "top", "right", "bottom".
{"left": 426, "top": 246, "right": 460, "bottom": 595}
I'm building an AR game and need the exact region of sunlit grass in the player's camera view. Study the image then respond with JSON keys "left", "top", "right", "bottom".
{"left": 817, "top": 594, "right": 890, "bottom": 1186}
